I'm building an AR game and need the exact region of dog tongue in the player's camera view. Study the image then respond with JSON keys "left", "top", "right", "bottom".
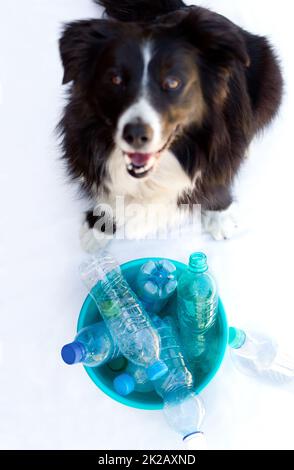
{"left": 128, "top": 153, "right": 152, "bottom": 166}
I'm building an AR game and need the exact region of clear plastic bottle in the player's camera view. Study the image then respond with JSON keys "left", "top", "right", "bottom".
{"left": 114, "top": 362, "right": 154, "bottom": 394}
{"left": 229, "top": 327, "right": 294, "bottom": 385}
{"left": 61, "top": 322, "right": 120, "bottom": 367}
{"left": 80, "top": 254, "right": 168, "bottom": 381}
{"left": 177, "top": 252, "right": 218, "bottom": 360}
{"left": 114, "top": 315, "right": 206, "bottom": 448}
{"left": 163, "top": 390, "right": 206, "bottom": 449}
{"left": 153, "top": 315, "right": 205, "bottom": 447}
{"left": 136, "top": 260, "right": 177, "bottom": 313}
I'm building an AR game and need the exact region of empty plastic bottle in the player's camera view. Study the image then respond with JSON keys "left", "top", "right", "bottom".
{"left": 177, "top": 252, "right": 219, "bottom": 361}
{"left": 114, "top": 315, "right": 206, "bottom": 448}
{"left": 113, "top": 315, "right": 191, "bottom": 395}
{"left": 61, "top": 322, "right": 120, "bottom": 367}
{"left": 114, "top": 362, "right": 154, "bottom": 394}
{"left": 153, "top": 315, "right": 205, "bottom": 447}
{"left": 164, "top": 390, "right": 206, "bottom": 449}
{"left": 136, "top": 260, "right": 177, "bottom": 313}
{"left": 80, "top": 254, "right": 168, "bottom": 381}
{"left": 229, "top": 327, "right": 294, "bottom": 385}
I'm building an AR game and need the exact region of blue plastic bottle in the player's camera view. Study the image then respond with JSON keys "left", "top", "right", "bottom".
{"left": 80, "top": 254, "right": 168, "bottom": 381}
{"left": 61, "top": 322, "right": 120, "bottom": 367}
{"left": 114, "top": 315, "right": 205, "bottom": 447}
{"left": 114, "top": 362, "right": 154, "bottom": 394}
{"left": 177, "top": 252, "right": 219, "bottom": 361}
{"left": 136, "top": 260, "right": 177, "bottom": 313}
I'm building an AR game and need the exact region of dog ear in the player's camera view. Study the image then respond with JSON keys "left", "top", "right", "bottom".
{"left": 59, "top": 19, "right": 118, "bottom": 84}
{"left": 178, "top": 7, "right": 250, "bottom": 69}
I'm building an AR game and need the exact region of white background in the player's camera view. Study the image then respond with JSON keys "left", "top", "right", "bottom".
{"left": 0, "top": 0, "right": 293, "bottom": 450}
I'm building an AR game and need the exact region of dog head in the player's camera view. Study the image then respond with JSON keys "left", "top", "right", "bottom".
{"left": 59, "top": 8, "right": 249, "bottom": 181}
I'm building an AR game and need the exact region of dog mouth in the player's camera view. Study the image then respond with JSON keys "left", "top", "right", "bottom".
{"left": 123, "top": 128, "right": 180, "bottom": 179}
{"left": 124, "top": 152, "right": 159, "bottom": 179}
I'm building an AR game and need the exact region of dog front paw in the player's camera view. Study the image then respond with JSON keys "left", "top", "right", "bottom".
{"left": 203, "top": 205, "right": 238, "bottom": 241}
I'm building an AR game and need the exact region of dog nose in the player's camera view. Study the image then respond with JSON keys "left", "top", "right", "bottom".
{"left": 123, "top": 122, "right": 154, "bottom": 148}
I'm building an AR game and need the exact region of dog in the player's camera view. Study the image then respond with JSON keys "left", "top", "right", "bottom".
{"left": 58, "top": 0, "right": 283, "bottom": 251}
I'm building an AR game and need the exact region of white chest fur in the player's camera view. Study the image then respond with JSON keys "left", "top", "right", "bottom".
{"left": 94, "top": 147, "right": 193, "bottom": 238}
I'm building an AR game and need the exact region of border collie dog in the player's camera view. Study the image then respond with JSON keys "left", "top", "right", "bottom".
{"left": 58, "top": 0, "right": 283, "bottom": 250}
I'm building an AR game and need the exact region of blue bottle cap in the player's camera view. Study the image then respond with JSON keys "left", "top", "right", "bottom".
{"left": 147, "top": 361, "right": 168, "bottom": 381}
{"left": 113, "top": 374, "right": 135, "bottom": 396}
{"left": 61, "top": 341, "right": 85, "bottom": 365}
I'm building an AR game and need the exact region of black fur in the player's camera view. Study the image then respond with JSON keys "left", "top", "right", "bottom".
{"left": 86, "top": 210, "right": 116, "bottom": 233}
{"left": 95, "top": 0, "right": 187, "bottom": 22}
{"left": 58, "top": 1, "right": 283, "bottom": 227}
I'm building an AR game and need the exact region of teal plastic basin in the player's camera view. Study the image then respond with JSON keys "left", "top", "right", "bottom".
{"left": 77, "top": 257, "right": 229, "bottom": 410}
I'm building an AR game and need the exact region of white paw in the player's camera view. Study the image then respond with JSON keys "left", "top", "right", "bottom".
{"left": 203, "top": 206, "right": 238, "bottom": 241}
{"left": 80, "top": 223, "right": 111, "bottom": 254}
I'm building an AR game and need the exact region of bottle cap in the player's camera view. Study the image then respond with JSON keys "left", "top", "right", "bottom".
{"left": 165, "top": 279, "right": 178, "bottom": 296}
{"left": 228, "top": 327, "right": 246, "bottom": 349}
{"left": 160, "top": 259, "right": 177, "bottom": 274}
{"left": 113, "top": 374, "right": 135, "bottom": 396}
{"left": 147, "top": 361, "right": 168, "bottom": 381}
{"left": 189, "top": 252, "right": 208, "bottom": 273}
{"left": 183, "top": 432, "right": 207, "bottom": 450}
{"left": 61, "top": 341, "right": 85, "bottom": 365}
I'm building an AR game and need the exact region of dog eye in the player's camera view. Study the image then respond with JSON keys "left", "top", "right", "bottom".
{"left": 162, "top": 77, "right": 181, "bottom": 91}
{"left": 111, "top": 74, "right": 123, "bottom": 86}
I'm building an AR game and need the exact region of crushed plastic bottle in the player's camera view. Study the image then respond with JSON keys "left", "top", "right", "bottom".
{"left": 136, "top": 259, "right": 177, "bottom": 313}
{"left": 229, "top": 327, "right": 294, "bottom": 386}
{"left": 114, "top": 315, "right": 206, "bottom": 448}
{"left": 80, "top": 254, "right": 168, "bottom": 381}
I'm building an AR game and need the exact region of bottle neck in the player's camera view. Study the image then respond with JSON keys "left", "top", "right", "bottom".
{"left": 74, "top": 341, "right": 87, "bottom": 363}
{"left": 188, "top": 253, "right": 208, "bottom": 274}
{"left": 188, "top": 265, "right": 208, "bottom": 274}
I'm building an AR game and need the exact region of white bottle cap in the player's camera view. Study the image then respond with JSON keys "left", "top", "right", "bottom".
{"left": 183, "top": 432, "right": 208, "bottom": 450}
